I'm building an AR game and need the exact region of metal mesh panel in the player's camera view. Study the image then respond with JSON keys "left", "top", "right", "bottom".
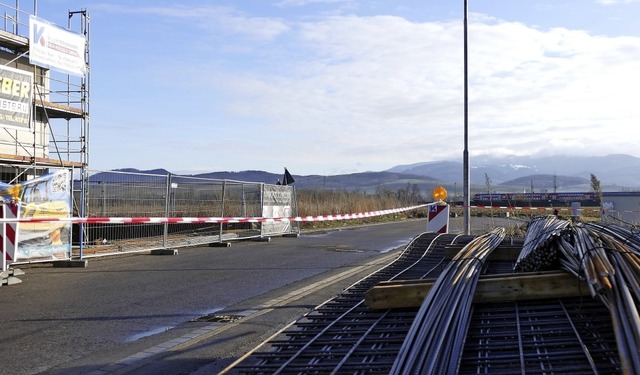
{"left": 168, "top": 176, "right": 263, "bottom": 244}
{"left": 76, "top": 170, "right": 168, "bottom": 256}
{"left": 72, "top": 170, "right": 297, "bottom": 258}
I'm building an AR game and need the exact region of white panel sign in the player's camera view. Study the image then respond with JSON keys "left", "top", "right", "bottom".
{"left": 29, "top": 15, "right": 86, "bottom": 77}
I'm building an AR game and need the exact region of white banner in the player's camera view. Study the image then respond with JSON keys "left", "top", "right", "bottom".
{"left": 29, "top": 15, "right": 86, "bottom": 77}
{"left": 262, "top": 185, "right": 295, "bottom": 235}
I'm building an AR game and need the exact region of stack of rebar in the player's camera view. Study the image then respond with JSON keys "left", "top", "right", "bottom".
{"left": 390, "top": 227, "right": 506, "bottom": 375}
{"left": 555, "top": 222, "right": 640, "bottom": 374}
{"left": 514, "top": 215, "right": 571, "bottom": 272}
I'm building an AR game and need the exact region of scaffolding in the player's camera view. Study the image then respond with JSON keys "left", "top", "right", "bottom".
{"left": 0, "top": 1, "right": 89, "bottom": 205}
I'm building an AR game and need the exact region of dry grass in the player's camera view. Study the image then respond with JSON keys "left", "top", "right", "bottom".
{"left": 296, "top": 189, "right": 426, "bottom": 230}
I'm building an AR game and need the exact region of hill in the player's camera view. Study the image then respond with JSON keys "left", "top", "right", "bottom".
{"left": 89, "top": 154, "right": 640, "bottom": 194}
{"left": 388, "top": 154, "right": 640, "bottom": 190}
{"left": 88, "top": 169, "right": 441, "bottom": 194}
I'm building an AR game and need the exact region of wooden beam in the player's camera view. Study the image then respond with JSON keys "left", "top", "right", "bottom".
{"left": 0, "top": 153, "right": 84, "bottom": 167}
{"left": 364, "top": 271, "right": 590, "bottom": 310}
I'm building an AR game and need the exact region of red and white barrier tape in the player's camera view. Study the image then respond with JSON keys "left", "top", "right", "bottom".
{"left": 0, "top": 203, "right": 432, "bottom": 224}
{"left": 0, "top": 204, "right": 624, "bottom": 225}
{"left": 472, "top": 205, "right": 557, "bottom": 211}
{"left": 470, "top": 205, "right": 599, "bottom": 211}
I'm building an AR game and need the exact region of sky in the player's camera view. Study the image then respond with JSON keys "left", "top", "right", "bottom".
{"left": 33, "top": 0, "right": 640, "bottom": 176}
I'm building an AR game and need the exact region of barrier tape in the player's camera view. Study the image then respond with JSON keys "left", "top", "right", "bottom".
{"left": 471, "top": 205, "right": 567, "bottom": 211}
{"left": 0, "top": 203, "right": 432, "bottom": 224}
{"left": 0, "top": 203, "right": 627, "bottom": 225}
{"left": 466, "top": 205, "right": 637, "bottom": 214}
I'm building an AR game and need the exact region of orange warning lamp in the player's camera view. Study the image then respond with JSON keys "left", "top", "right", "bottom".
{"left": 432, "top": 186, "right": 447, "bottom": 202}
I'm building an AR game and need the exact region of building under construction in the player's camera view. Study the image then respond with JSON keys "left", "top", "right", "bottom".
{"left": 0, "top": 1, "right": 88, "bottom": 198}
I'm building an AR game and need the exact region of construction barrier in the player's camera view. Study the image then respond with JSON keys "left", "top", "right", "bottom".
{"left": 426, "top": 203, "right": 449, "bottom": 233}
{"left": 1, "top": 202, "right": 19, "bottom": 272}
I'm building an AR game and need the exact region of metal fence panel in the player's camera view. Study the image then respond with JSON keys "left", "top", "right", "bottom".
{"left": 75, "top": 170, "right": 169, "bottom": 257}
{"left": 72, "top": 170, "right": 298, "bottom": 258}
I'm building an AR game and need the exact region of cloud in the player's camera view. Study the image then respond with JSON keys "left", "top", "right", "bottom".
{"left": 90, "top": 7, "right": 640, "bottom": 173}
{"left": 200, "top": 13, "right": 640, "bottom": 169}
{"left": 276, "top": 0, "right": 350, "bottom": 6}
{"left": 596, "top": 0, "right": 640, "bottom": 4}
{"left": 93, "top": 4, "right": 289, "bottom": 40}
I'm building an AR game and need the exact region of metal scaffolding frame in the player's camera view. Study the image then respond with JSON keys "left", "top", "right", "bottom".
{"left": 0, "top": 1, "right": 89, "bottom": 193}
{"left": 0, "top": 1, "right": 90, "bottom": 260}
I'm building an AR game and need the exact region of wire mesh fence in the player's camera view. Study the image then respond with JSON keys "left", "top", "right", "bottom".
{"left": 73, "top": 170, "right": 298, "bottom": 258}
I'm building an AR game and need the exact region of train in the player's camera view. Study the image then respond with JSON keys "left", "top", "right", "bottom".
{"left": 471, "top": 192, "right": 600, "bottom": 207}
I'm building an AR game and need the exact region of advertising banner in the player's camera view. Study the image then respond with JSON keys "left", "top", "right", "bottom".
{"left": 29, "top": 15, "right": 86, "bottom": 77}
{"left": 0, "top": 65, "right": 33, "bottom": 130}
{"left": 0, "top": 170, "right": 72, "bottom": 263}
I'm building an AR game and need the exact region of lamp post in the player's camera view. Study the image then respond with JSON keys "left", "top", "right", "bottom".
{"left": 463, "top": 0, "right": 471, "bottom": 235}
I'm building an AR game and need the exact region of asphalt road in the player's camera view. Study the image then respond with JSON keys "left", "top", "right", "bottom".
{"left": 0, "top": 216, "right": 525, "bottom": 375}
{"left": 0, "top": 219, "right": 432, "bottom": 375}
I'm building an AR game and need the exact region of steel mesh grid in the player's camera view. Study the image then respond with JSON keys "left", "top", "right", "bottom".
{"left": 232, "top": 233, "right": 622, "bottom": 374}
{"left": 459, "top": 298, "right": 620, "bottom": 374}
{"left": 233, "top": 233, "right": 451, "bottom": 373}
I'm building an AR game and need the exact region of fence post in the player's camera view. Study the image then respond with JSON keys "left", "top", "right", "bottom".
{"left": 2, "top": 204, "right": 6, "bottom": 273}
{"left": 292, "top": 186, "right": 299, "bottom": 234}
{"left": 163, "top": 173, "right": 171, "bottom": 249}
{"left": 260, "top": 183, "right": 265, "bottom": 238}
{"left": 79, "top": 167, "right": 87, "bottom": 259}
{"left": 242, "top": 183, "right": 247, "bottom": 217}
{"left": 219, "top": 180, "right": 226, "bottom": 243}
{"left": 101, "top": 181, "right": 106, "bottom": 216}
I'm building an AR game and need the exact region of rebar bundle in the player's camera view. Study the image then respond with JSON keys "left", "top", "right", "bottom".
{"left": 390, "top": 227, "right": 506, "bottom": 375}
{"left": 515, "top": 218, "right": 640, "bottom": 374}
{"left": 514, "top": 215, "right": 571, "bottom": 272}
{"left": 555, "top": 223, "right": 640, "bottom": 374}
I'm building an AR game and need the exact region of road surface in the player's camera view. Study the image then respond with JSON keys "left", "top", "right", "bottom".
{"left": 0, "top": 216, "right": 525, "bottom": 375}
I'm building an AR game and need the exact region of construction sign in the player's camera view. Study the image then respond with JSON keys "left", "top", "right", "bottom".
{"left": 427, "top": 203, "right": 449, "bottom": 234}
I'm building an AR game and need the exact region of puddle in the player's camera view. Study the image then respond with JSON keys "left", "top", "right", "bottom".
{"left": 124, "top": 307, "right": 225, "bottom": 342}
{"left": 126, "top": 326, "right": 173, "bottom": 342}
{"left": 379, "top": 238, "right": 413, "bottom": 253}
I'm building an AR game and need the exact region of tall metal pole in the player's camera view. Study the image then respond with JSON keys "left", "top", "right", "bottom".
{"left": 463, "top": 0, "right": 471, "bottom": 235}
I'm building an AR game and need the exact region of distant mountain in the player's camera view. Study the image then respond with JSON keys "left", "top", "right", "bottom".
{"left": 388, "top": 154, "right": 640, "bottom": 190}
{"left": 88, "top": 169, "right": 441, "bottom": 194}
{"left": 90, "top": 154, "right": 640, "bottom": 194}
{"left": 88, "top": 168, "right": 172, "bottom": 183}
{"left": 188, "top": 170, "right": 441, "bottom": 191}
{"left": 388, "top": 161, "right": 461, "bottom": 182}
{"left": 288, "top": 171, "right": 440, "bottom": 192}
{"left": 500, "top": 174, "right": 590, "bottom": 190}
{"left": 192, "top": 170, "right": 281, "bottom": 183}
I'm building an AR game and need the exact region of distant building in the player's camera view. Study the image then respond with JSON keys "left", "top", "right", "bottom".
{"left": 602, "top": 192, "right": 640, "bottom": 225}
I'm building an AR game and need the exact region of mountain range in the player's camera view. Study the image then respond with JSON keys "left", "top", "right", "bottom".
{"left": 95, "top": 154, "right": 640, "bottom": 195}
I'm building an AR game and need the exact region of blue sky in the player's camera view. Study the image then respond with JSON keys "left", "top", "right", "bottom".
{"left": 34, "top": 0, "right": 640, "bottom": 175}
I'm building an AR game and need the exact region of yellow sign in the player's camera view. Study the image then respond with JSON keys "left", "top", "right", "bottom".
{"left": 433, "top": 186, "right": 447, "bottom": 202}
